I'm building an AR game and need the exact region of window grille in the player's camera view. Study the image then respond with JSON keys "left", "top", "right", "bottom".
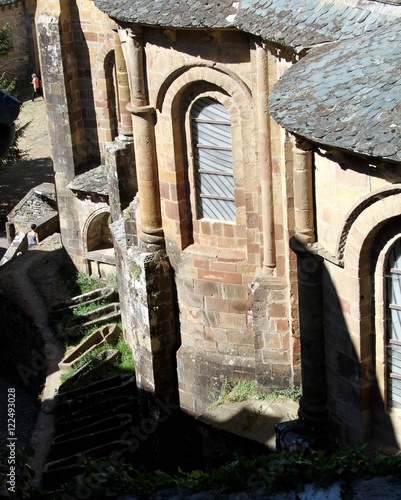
{"left": 190, "top": 97, "right": 235, "bottom": 222}
{"left": 386, "top": 238, "right": 401, "bottom": 409}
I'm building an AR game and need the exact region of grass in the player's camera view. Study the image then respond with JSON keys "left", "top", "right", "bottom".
{"left": 257, "top": 385, "right": 302, "bottom": 403}
{"left": 61, "top": 270, "right": 110, "bottom": 297}
{"left": 209, "top": 379, "right": 302, "bottom": 409}
{"left": 60, "top": 334, "right": 135, "bottom": 385}
{"left": 74, "top": 272, "right": 105, "bottom": 294}
{"left": 71, "top": 300, "right": 107, "bottom": 316}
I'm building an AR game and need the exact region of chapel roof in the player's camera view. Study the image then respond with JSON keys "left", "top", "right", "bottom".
{"left": 269, "top": 20, "right": 401, "bottom": 162}
{"left": 94, "top": 0, "right": 401, "bottom": 53}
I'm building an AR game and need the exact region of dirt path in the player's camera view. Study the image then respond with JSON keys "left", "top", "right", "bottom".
{"left": 0, "top": 96, "right": 53, "bottom": 259}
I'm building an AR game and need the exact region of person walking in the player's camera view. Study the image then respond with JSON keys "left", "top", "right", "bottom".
{"left": 30, "top": 74, "right": 42, "bottom": 101}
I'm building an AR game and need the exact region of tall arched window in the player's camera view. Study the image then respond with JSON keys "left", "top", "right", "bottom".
{"left": 190, "top": 97, "right": 235, "bottom": 222}
{"left": 386, "top": 238, "right": 401, "bottom": 409}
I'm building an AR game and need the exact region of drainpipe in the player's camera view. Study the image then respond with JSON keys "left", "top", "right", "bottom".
{"left": 256, "top": 42, "right": 275, "bottom": 271}
{"left": 119, "top": 25, "right": 164, "bottom": 251}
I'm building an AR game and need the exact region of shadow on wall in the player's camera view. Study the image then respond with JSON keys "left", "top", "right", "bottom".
{"left": 69, "top": 0, "right": 118, "bottom": 172}
{"left": 323, "top": 250, "right": 398, "bottom": 450}
{"left": 276, "top": 238, "right": 397, "bottom": 452}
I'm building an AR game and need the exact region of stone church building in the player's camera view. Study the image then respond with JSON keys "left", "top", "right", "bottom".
{"left": 32, "top": 0, "right": 401, "bottom": 452}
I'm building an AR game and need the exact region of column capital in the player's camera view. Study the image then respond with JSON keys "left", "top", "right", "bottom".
{"left": 293, "top": 134, "right": 313, "bottom": 153}
{"left": 126, "top": 103, "right": 156, "bottom": 116}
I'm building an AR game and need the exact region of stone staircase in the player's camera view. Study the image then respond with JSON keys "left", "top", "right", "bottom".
{"left": 42, "top": 373, "right": 137, "bottom": 489}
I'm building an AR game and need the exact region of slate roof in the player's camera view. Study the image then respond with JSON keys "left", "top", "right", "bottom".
{"left": 68, "top": 165, "right": 109, "bottom": 196}
{"left": 94, "top": 0, "right": 401, "bottom": 53}
{"left": 269, "top": 21, "right": 401, "bottom": 163}
{"left": 93, "top": 1, "right": 401, "bottom": 162}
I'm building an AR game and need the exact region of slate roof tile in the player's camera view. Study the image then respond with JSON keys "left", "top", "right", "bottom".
{"left": 91, "top": 1, "right": 401, "bottom": 163}
{"left": 68, "top": 166, "right": 109, "bottom": 196}
{"left": 94, "top": 1, "right": 401, "bottom": 53}
{"left": 269, "top": 20, "right": 401, "bottom": 162}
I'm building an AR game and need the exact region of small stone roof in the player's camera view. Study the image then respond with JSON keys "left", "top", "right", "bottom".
{"left": 94, "top": 0, "right": 401, "bottom": 53}
{"left": 269, "top": 20, "right": 401, "bottom": 162}
{"left": 68, "top": 165, "right": 109, "bottom": 196}
{"left": 8, "top": 182, "right": 57, "bottom": 231}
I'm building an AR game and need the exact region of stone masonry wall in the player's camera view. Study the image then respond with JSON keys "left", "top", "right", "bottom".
{"left": 314, "top": 150, "right": 401, "bottom": 446}
{"left": 0, "top": 0, "right": 38, "bottom": 91}
{"left": 38, "top": 2, "right": 299, "bottom": 417}
{"left": 139, "top": 28, "right": 297, "bottom": 413}
{"left": 36, "top": 0, "right": 119, "bottom": 272}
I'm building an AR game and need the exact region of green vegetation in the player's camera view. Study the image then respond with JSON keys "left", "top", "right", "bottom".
{"left": 209, "top": 379, "right": 302, "bottom": 409}
{"left": 61, "top": 270, "right": 118, "bottom": 297}
{"left": 74, "top": 272, "right": 105, "bottom": 294}
{"left": 0, "top": 23, "right": 12, "bottom": 57}
{"left": 71, "top": 299, "right": 107, "bottom": 316}
{"left": 27, "top": 445, "right": 401, "bottom": 499}
{"left": 257, "top": 385, "right": 302, "bottom": 403}
{"left": 60, "top": 335, "right": 135, "bottom": 385}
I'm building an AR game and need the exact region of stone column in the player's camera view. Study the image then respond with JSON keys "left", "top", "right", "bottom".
{"left": 119, "top": 26, "right": 164, "bottom": 251}
{"left": 293, "top": 136, "right": 315, "bottom": 244}
{"left": 105, "top": 23, "right": 136, "bottom": 221}
{"left": 111, "top": 23, "right": 133, "bottom": 139}
{"left": 256, "top": 42, "right": 275, "bottom": 271}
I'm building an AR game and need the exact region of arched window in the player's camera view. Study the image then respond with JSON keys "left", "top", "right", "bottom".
{"left": 190, "top": 97, "right": 235, "bottom": 222}
{"left": 386, "top": 238, "right": 401, "bottom": 409}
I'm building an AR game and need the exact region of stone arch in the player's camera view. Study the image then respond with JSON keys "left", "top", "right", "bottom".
{"left": 95, "top": 41, "right": 118, "bottom": 143}
{"left": 336, "top": 186, "right": 401, "bottom": 264}
{"left": 82, "top": 206, "right": 115, "bottom": 277}
{"left": 156, "top": 64, "right": 254, "bottom": 249}
{"left": 82, "top": 207, "right": 112, "bottom": 253}
{"left": 155, "top": 63, "right": 253, "bottom": 113}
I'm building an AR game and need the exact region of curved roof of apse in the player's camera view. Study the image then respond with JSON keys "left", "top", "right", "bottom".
{"left": 93, "top": 0, "right": 401, "bottom": 54}
{"left": 269, "top": 21, "right": 401, "bottom": 162}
